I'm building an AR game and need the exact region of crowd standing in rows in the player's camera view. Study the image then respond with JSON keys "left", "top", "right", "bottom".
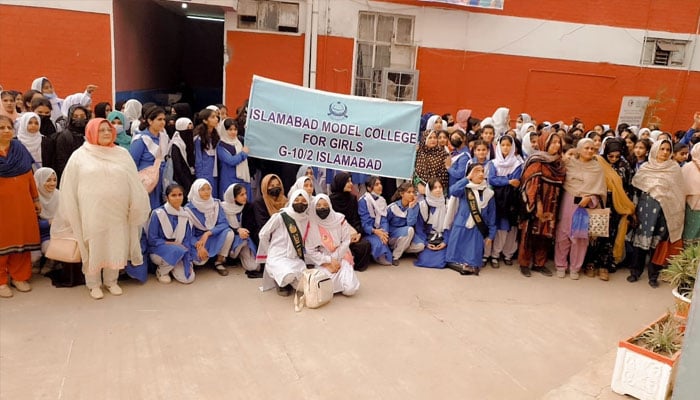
{"left": 1, "top": 77, "right": 700, "bottom": 302}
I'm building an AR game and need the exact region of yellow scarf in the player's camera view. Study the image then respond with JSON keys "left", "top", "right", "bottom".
{"left": 597, "top": 158, "right": 636, "bottom": 263}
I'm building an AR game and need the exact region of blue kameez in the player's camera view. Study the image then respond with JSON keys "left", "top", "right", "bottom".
{"left": 358, "top": 195, "right": 393, "bottom": 263}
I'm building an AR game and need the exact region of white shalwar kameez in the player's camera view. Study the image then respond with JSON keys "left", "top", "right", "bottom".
{"left": 257, "top": 189, "right": 310, "bottom": 290}
{"left": 305, "top": 194, "right": 360, "bottom": 296}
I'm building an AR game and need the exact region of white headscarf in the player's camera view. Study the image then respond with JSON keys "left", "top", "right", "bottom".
{"left": 649, "top": 130, "right": 663, "bottom": 142}
{"left": 518, "top": 122, "right": 535, "bottom": 141}
{"left": 305, "top": 194, "right": 350, "bottom": 256}
{"left": 221, "top": 183, "right": 245, "bottom": 229}
{"left": 282, "top": 189, "right": 311, "bottom": 224}
{"left": 34, "top": 167, "right": 59, "bottom": 220}
{"left": 187, "top": 178, "right": 219, "bottom": 230}
{"left": 421, "top": 180, "right": 447, "bottom": 233}
{"left": 362, "top": 190, "right": 388, "bottom": 229}
{"left": 17, "top": 112, "right": 42, "bottom": 165}
{"left": 522, "top": 131, "right": 535, "bottom": 157}
{"left": 288, "top": 175, "right": 313, "bottom": 198}
{"left": 491, "top": 107, "right": 510, "bottom": 136}
{"left": 425, "top": 115, "right": 446, "bottom": 132}
{"left": 219, "top": 119, "right": 250, "bottom": 183}
{"left": 169, "top": 118, "right": 192, "bottom": 166}
{"left": 492, "top": 136, "right": 524, "bottom": 176}
{"left": 60, "top": 93, "right": 91, "bottom": 117}
{"left": 123, "top": 99, "right": 142, "bottom": 135}
{"left": 682, "top": 143, "right": 700, "bottom": 209}
{"left": 638, "top": 128, "right": 651, "bottom": 140}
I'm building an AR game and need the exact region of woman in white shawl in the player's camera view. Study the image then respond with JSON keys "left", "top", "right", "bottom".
{"left": 682, "top": 143, "right": 700, "bottom": 246}
{"left": 122, "top": 99, "right": 143, "bottom": 135}
{"left": 16, "top": 112, "right": 44, "bottom": 170}
{"left": 256, "top": 189, "right": 311, "bottom": 296}
{"left": 491, "top": 107, "right": 511, "bottom": 137}
{"left": 305, "top": 194, "right": 360, "bottom": 296}
{"left": 628, "top": 139, "right": 687, "bottom": 287}
{"left": 222, "top": 183, "right": 260, "bottom": 276}
{"left": 51, "top": 118, "right": 150, "bottom": 299}
{"left": 33, "top": 167, "right": 59, "bottom": 266}
{"left": 217, "top": 118, "right": 250, "bottom": 200}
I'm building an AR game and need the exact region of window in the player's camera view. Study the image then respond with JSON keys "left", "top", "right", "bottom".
{"left": 354, "top": 12, "right": 417, "bottom": 100}
{"left": 237, "top": 0, "right": 299, "bottom": 33}
{"left": 641, "top": 37, "right": 691, "bottom": 67}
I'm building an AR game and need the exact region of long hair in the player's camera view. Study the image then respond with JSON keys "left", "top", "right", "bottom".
{"left": 391, "top": 181, "right": 414, "bottom": 202}
{"left": 193, "top": 109, "right": 220, "bottom": 150}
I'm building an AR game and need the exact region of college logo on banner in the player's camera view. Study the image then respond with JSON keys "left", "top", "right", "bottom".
{"left": 246, "top": 75, "right": 422, "bottom": 179}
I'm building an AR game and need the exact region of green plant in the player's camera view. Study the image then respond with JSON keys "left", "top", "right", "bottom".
{"left": 635, "top": 314, "right": 683, "bottom": 357}
{"left": 661, "top": 244, "right": 700, "bottom": 299}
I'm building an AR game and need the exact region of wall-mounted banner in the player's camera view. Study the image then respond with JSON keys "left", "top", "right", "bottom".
{"left": 418, "top": 0, "right": 504, "bottom": 10}
{"left": 246, "top": 75, "right": 422, "bottom": 179}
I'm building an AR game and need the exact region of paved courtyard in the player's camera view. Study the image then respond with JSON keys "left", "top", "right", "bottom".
{"left": 0, "top": 259, "right": 671, "bottom": 399}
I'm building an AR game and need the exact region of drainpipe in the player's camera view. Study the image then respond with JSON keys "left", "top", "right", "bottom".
{"left": 303, "top": 0, "right": 318, "bottom": 89}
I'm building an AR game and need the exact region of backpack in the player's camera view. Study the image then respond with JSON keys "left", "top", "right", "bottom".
{"left": 294, "top": 269, "right": 333, "bottom": 312}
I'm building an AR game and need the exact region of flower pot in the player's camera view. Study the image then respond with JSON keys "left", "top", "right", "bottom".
{"left": 672, "top": 287, "right": 691, "bottom": 320}
{"left": 611, "top": 315, "right": 682, "bottom": 400}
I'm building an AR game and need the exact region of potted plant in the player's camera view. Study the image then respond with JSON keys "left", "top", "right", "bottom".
{"left": 660, "top": 243, "right": 699, "bottom": 319}
{"left": 611, "top": 313, "right": 684, "bottom": 400}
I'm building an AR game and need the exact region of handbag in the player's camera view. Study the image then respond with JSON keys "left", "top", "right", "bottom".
{"left": 294, "top": 269, "right": 333, "bottom": 312}
{"left": 587, "top": 208, "right": 610, "bottom": 238}
{"left": 138, "top": 158, "right": 163, "bottom": 193}
{"left": 45, "top": 238, "right": 81, "bottom": 263}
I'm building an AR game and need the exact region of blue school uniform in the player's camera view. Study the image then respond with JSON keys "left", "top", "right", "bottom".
{"left": 358, "top": 194, "right": 393, "bottom": 262}
{"left": 227, "top": 210, "right": 258, "bottom": 256}
{"left": 487, "top": 162, "right": 523, "bottom": 231}
{"left": 448, "top": 148, "right": 472, "bottom": 188}
{"left": 130, "top": 130, "right": 166, "bottom": 209}
{"left": 185, "top": 201, "right": 232, "bottom": 260}
{"left": 413, "top": 201, "right": 449, "bottom": 269}
{"left": 387, "top": 200, "right": 422, "bottom": 245}
{"left": 217, "top": 141, "right": 251, "bottom": 201}
{"left": 147, "top": 207, "right": 197, "bottom": 277}
{"left": 445, "top": 177, "right": 496, "bottom": 268}
{"left": 194, "top": 136, "right": 218, "bottom": 197}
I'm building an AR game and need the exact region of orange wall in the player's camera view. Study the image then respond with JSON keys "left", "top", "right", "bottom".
{"left": 0, "top": 5, "right": 113, "bottom": 106}
{"left": 315, "top": 35, "right": 355, "bottom": 95}
{"left": 379, "top": 0, "right": 700, "bottom": 34}
{"left": 416, "top": 47, "right": 700, "bottom": 132}
{"left": 224, "top": 31, "right": 306, "bottom": 108}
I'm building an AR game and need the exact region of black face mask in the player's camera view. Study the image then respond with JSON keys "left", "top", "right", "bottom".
{"left": 292, "top": 203, "right": 308, "bottom": 213}
{"left": 71, "top": 118, "right": 87, "bottom": 133}
{"left": 267, "top": 187, "right": 282, "bottom": 197}
{"left": 316, "top": 208, "right": 331, "bottom": 219}
{"left": 39, "top": 116, "right": 56, "bottom": 136}
{"left": 450, "top": 137, "right": 463, "bottom": 148}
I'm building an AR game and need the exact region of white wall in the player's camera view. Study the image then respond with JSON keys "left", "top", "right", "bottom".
{"left": 0, "top": 0, "right": 111, "bottom": 14}
{"left": 316, "top": 0, "right": 700, "bottom": 72}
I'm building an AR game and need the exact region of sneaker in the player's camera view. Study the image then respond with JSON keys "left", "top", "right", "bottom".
{"left": 570, "top": 271, "right": 580, "bottom": 280}
{"left": 89, "top": 287, "right": 104, "bottom": 300}
{"left": 491, "top": 258, "right": 500, "bottom": 269}
{"left": 556, "top": 269, "right": 566, "bottom": 278}
{"left": 106, "top": 284, "right": 123, "bottom": 296}
{"left": 12, "top": 280, "right": 31, "bottom": 292}
{"left": 599, "top": 268, "right": 609, "bottom": 281}
{"left": 0, "top": 285, "right": 13, "bottom": 298}
{"left": 531, "top": 266, "right": 553, "bottom": 277}
{"left": 157, "top": 272, "right": 172, "bottom": 284}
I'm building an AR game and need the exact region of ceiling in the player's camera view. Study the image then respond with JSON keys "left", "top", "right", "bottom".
{"left": 152, "top": 0, "right": 231, "bottom": 19}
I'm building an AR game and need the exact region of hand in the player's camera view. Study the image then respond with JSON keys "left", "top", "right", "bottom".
{"left": 375, "top": 229, "right": 389, "bottom": 244}
{"left": 509, "top": 179, "right": 520, "bottom": 187}
{"left": 408, "top": 199, "right": 418, "bottom": 208}
{"left": 445, "top": 157, "right": 452, "bottom": 168}
{"left": 34, "top": 200, "right": 41, "bottom": 215}
{"left": 196, "top": 247, "right": 209, "bottom": 261}
{"left": 238, "top": 228, "right": 250, "bottom": 240}
{"left": 350, "top": 233, "right": 361, "bottom": 243}
{"left": 578, "top": 196, "right": 591, "bottom": 208}
{"left": 484, "top": 238, "right": 492, "bottom": 247}
{"left": 242, "top": 145, "right": 250, "bottom": 153}
{"left": 85, "top": 84, "right": 98, "bottom": 94}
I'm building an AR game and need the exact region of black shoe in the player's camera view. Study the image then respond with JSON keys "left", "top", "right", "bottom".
{"left": 392, "top": 259, "right": 400, "bottom": 266}
{"left": 245, "top": 269, "right": 264, "bottom": 279}
{"left": 626, "top": 275, "right": 639, "bottom": 283}
{"left": 215, "top": 263, "right": 229, "bottom": 276}
{"left": 277, "top": 284, "right": 293, "bottom": 297}
{"left": 503, "top": 258, "right": 513, "bottom": 266}
{"left": 520, "top": 266, "right": 531, "bottom": 277}
{"left": 491, "top": 258, "right": 500, "bottom": 269}
{"left": 649, "top": 280, "right": 659, "bottom": 288}
{"left": 531, "top": 265, "right": 553, "bottom": 277}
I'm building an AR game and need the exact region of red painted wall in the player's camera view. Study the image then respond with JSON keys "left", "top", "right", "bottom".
{"left": 416, "top": 47, "right": 700, "bottom": 132}
{"left": 315, "top": 35, "right": 355, "bottom": 95}
{"left": 224, "top": 31, "right": 306, "bottom": 109}
{"left": 380, "top": 0, "right": 700, "bottom": 34}
{"left": 0, "top": 5, "right": 112, "bottom": 105}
